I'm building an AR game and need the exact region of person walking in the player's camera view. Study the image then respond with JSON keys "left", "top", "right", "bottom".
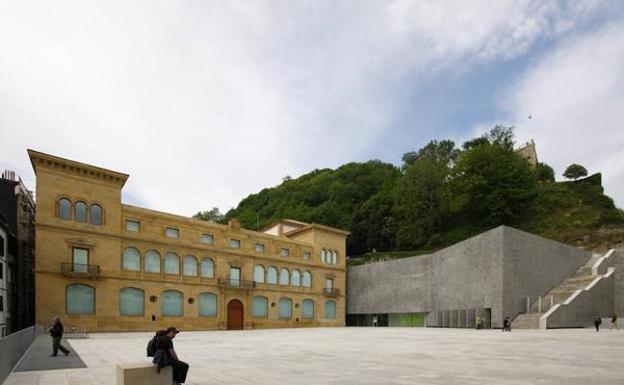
{"left": 476, "top": 316, "right": 482, "bottom": 330}
{"left": 610, "top": 313, "right": 619, "bottom": 330}
{"left": 156, "top": 327, "right": 189, "bottom": 385}
{"left": 49, "top": 316, "right": 70, "bottom": 357}
{"left": 594, "top": 314, "right": 602, "bottom": 332}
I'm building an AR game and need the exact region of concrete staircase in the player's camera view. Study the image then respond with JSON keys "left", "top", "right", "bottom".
{"left": 512, "top": 253, "right": 607, "bottom": 329}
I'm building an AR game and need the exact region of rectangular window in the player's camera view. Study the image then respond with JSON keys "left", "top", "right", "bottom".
{"left": 0, "top": 234, "right": 4, "bottom": 256}
{"left": 0, "top": 295, "right": 4, "bottom": 311}
{"left": 280, "top": 248, "right": 290, "bottom": 257}
{"left": 230, "top": 267, "right": 241, "bottom": 286}
{"left": 125, "top": 220, "right": 140, "bottom": 232}
{"left": 255, "top": 243, "right": 265, "bottom": 253}
{"left": 201, "top": 234, "right": 214, "bottom": 244}
{"left": 72, "top": 248, "right": 89, "bottom": 273}
{"left": 230, "top": 239, "right": 241, "bottom": 249}
{"left": 326, "top": 278, "right": 334, "bottom": 291}
{"left": 166, "top": 227, "right": 179, "bottom": 239}
{"left": 303, "top": 251, "right": 311, "bottom": 260}
{"left": 0, "top": 262, "right": 3, "bottom": 281}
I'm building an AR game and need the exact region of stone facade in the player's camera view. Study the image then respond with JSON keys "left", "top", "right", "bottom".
{"left": 29, "top": 150, "right": 348, "bottom": 332}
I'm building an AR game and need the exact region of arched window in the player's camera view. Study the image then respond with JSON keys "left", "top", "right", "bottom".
{"left": 302, "top": 299, "right": 314, "bottom": 320}
{"left": 183, "top": 255, "right": 198, "bottom": 276}
{"left": 279, "top": 268, "right": 289, "bottom": 286}
{"left": 252, "top": 296, "right": 268, "bottom": 318}
{"left": 267, "top": 266, "right": 278, "bottom": 284}
{"left": 144, "top": 250, "right": 161, "bottom": 273}
{"left": 122, "top": 247, "right": 141, "bottom": 271}
{"left": 164, "top": 253, "right": 180, "bottom": 275}
{"left": 162, "top": 290, "right": 183, "bottom": 316}
{"left": 325, "top": 300, "right": 336, "bottom": 320}
{"left": 90, "top": 204, "right": 102, "bottom": 225}
{"left": 75, "top": 201, "right": 87, "bottom": 223}
{"left": 198, "top": 292, "right": 217, "bottom": 317}
{"left": 254, "top": 265, "right": 265, "bottom": 283}
{"left": 332, "top": 251, "right": 337, "bottom": 265}
{"left": 303, "top": 271, "right": 312, "bottom": 288}
{"left": 320, "top": 249, "right": 326, "bottom": 263}
{"left": 58, "top": 198, "right": 71, "bottom": 220}
{"left": 291, "top": 270, "right": 301, "bottom": 286}
{"left": 66, "top": 284, "right": 95, "bottom": 314}
{"left": 120, "top": 288, "right": 144, "bottom": 316}
{"left": 201, "top": 258, "right": 214, "bottom": 278}
{"left": 278, "top": 297, "right": 292, "bottom": 319}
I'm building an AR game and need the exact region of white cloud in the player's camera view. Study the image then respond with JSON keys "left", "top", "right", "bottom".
{"left": 0, "top": 0, "right": 614, "bottom": 215}
{"left": 508, "top": 23, "right": 624, "bottom": 208}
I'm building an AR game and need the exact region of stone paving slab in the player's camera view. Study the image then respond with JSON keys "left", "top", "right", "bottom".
{"left": 14, "top": 336, "right": 86, "bottom": 372}
{"left": 3, "top": 328, "right": 624, "bottom": 385}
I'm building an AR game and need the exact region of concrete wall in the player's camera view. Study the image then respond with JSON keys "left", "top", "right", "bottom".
{"left": 544, "top": 272, "right": 615, "bottom": 328}
{"left": 347, "top": 226, "right": 596, "bottom": 329}
{"left": 0, "top": 326, "right": 35, "bottom": 384}
{"left": 501, "top": 227, "right": 592, "bottom": 321}
{"left": 613, "top": 250, "right": 624, "bottom": 316}
{"left": 347, "top": 226, "right": 506, "bottom": 327}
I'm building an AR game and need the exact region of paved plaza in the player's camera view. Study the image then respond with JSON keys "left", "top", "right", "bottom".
{"left": 3, "top": 327, "right": 624, "bottom": 385}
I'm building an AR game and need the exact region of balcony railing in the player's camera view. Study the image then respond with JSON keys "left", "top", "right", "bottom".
{"left": 61, "top": 263, "right": 100, "bottom": 279}
{"left": 217, "top": 278, "right": 255, "bottom": 289}
{"left": 323, "top": 288, "right": 340, "bottom": 297}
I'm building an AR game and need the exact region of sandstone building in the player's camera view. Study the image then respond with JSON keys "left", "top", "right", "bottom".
{"left": 29, "top": 150, "right": 348, "bottom": 332}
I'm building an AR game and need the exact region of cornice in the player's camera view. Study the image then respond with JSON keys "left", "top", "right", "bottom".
{"left": 27, "top": 149, "right": 129, "bottom": 187}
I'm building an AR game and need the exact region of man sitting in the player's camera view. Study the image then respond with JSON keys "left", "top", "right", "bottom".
{"left": 154, "top": 327, "right": 189, "bottom": 385}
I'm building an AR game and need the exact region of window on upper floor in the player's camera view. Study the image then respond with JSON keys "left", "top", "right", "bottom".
{"left": 303, "top": 251, "right": 311, "bottom": 260}
{"left": 267, "top": 266, "right": 278, "bottom": 284}
{"left": 254, "top": 265, "right": 265, "bottom": 283}
{"left": 166, "top": 227, "right": 179, "bottom": 239}
{"left": 58, "top": 198, "right": 71, "bottom": 220}
{"left": 280, "top": 248, "right": 290, "bottom": 257}
{"left": 90, "top": 204, "right": 102, "bottom": 225}
{"left": 144, "top": 250, "right": 161, "bottom": 273}
{"left": 201, "top": 234, "right": 214, "bottom": 244}
{"left": 0, "top": 235, "right": 4, "bottom": 257}
{"left": 125, "top": 220, "right": 140, "bottom": 232}
{"left": 255, "top": 243, "right": 265, "bottom": 253}
{"left": 75, "top": 201, "right": 87, "bottom": 223}
{"left": 183, "top": 255, "right": 198, "bottom": 276}
{"left": 302, "top": 271, "right": 312, "bottom": 288}
{"left": 122, "top": 247, "right": 141, "bottom": 271}
{"left": 201, "top": 258, "right": 214, "bottom": 278}
{"left": 0, "top": 262, "right": 3, "bottom": 282}
{"left": 230, "top": 239, "right": 241, "bottom": 249}
{"left": 164, "top": 253, "right": 180, "bottom": 275}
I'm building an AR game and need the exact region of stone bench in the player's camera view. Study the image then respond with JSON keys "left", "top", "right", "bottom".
{"left": 117, "top": 362, "right": 173, "bottom": 385}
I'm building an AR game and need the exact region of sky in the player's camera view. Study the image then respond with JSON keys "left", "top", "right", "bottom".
{"left": 1, "top": 0, "right": 623, "bottom": 215}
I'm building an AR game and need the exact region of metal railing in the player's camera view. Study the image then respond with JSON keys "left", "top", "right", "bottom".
{"left": 217, "top": 278, "right": 256, "bottom": 289}
{"left": 61, "top": 263, "right": 100, "bottom": 278}
{"left": 523, "top": 295, "right": 555, "bottom": 314}
{"left": 323, "top": 288, "right": 340, "bottom": 297}
{"left": 37, "top": 324, "right": 88, "bottom": 339}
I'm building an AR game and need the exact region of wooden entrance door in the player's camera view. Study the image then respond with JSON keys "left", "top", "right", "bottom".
{"left": 227, "top": 299, "right": 244, "bottom": 330}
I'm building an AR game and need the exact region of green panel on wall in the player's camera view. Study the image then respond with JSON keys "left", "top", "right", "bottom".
{"left": 388, "top": 313, "right": 425, "bottom": 327}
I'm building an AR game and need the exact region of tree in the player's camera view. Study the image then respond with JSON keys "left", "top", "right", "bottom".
{"left": 193, "top": 207, "right": 225, "bottom": 223}
{"left": 462, "top": 125, "right": 515, "bottom": 150}
{"left": 394, "top": 140, "right": 457, "bottom": 249}
{"left": 450, "top": 143, "right": 537, "bottom": 226}
{"left": 563, "top": 164, "right": 588, "bottom": 180}
{"left": 535, "top": 163, "right": 555, "bottom": 183}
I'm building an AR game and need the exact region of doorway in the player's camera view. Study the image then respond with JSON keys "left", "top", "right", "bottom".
{"left": 227, "top": 299, "right": 244, "bottom": 330}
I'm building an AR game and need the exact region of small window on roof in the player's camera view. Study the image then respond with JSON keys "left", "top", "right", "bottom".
{"left": 303, "top": 251, "right": 311, "bottom": 260}
{"left": 230, "top": 239, "right": 241, "bottom": 249}
{"left": 166, "top": 227, "right": 179, "bottom": 239}
{"left": 201, "top": 234, "right": 214, "bottom": 244}
{"left": 280, "top": 248, "right": 290, "bottom": 257}
{"left": 255, "top": 243, "right": 265, "bottom": 253}
{"left": 126, "top": 220, "right": 140, "bottom": 232}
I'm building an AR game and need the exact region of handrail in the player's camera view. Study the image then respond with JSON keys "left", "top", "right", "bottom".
{"left": 60, "top": 263, "right": 100, "bottom": 278}
{"left": 323, "top": 288, "right": 340, "bottom": 297}
{"left": 217, "top": 278, "right": 255, "bottom": 289}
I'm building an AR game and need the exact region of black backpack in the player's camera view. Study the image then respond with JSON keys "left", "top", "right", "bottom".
{"left": 146, "top": 331, "right": 165, "bottom": 357}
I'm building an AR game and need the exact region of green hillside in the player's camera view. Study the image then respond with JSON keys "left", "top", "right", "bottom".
{"left": 200, "top": 127, "right": 624, "bottom": 260}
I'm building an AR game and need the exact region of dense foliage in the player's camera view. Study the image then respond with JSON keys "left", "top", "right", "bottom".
{"left": 199, "top": 127, "right": 623, "bottom": 257}
{"left": 563, "top": 163, "right": 588, "bottom": 180}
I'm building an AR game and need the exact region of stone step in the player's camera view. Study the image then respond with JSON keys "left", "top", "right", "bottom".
{"left": 512, "top": 313, "right": 542, "bottom": 329}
